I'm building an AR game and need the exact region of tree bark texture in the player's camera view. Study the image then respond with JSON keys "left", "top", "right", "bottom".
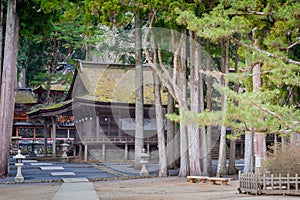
{"left": 151, "top": 33, "right": 168, "bottom": 176}
{"left": 188, "top": 32, "right": 201, "bottom": 176}
{"left": 216, "top": 38, "right": 229, "bottom": 177}
{"left": 179, "top": 120, "right": 189, "bottom": 177}
{"left": 167, "top": 73, "right": 176, "bottom": 168}
{"left": 252, "top": 31, "right": 266, "bottom": 161}
{"left": 228, "top": 140, "right": 236, "bottom": 174}
{"left": 244, "top": 131, "right": 254, "bottom": 172}
{"left": 0, "top": 0, "right": 4, "bottom": 85}
{"left": 198, "top": 38, "right": 208, "bottom": 176}
{"left": 0, "top": 0, "right": 17, "bottom": 178}
{"left": 154, "top": 70, "right": 168, "bottom": 176}
{"left": 178, "top": 32, "right": 189, "bottom": 177}
{"left": 134, "top": 11, "right": 144, "bottom": 169}
{"left": 205, "top": 39, "right": 213, "bottom": 176}
{"left": 228, "top": 38, "right": 240, "bottom": 175}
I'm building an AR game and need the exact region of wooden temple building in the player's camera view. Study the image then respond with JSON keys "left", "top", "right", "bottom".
{"left": 13, "top": 85, "right": 74, "bottom": 155}
{"left": 27, "top": 61, "right": 168, "bottom": 161}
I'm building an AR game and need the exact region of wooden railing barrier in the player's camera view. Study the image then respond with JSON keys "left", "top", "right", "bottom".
{"left": 239, "top": 171, "right": 300, "bottom": 195}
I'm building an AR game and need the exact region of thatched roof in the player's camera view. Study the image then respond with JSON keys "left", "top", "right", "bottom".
{"left": 15, "top": 90, "right": 37, "bottom": 104}
{"left": 28, "top": 61, "right": 167, "bottom": 118}
{"left": 76, "top": 62, "right": 167, "bottom": 105}
{"left": 33, "top": 83, "right": 69, "bottom": 94}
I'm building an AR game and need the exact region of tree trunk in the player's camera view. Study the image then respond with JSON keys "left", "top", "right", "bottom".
{"left": 154, "top": 71, "right": 168, "bottom": 176}
{"left": 178, "top": 32, "right": 189, "bottom": 177}
{"left": 198, "top": 38, "right": 208, "bottom": 176}
{"left": 134, "top": 10, "right": 144, "bottom": 169}
{"left": 0, "top": 0, "right": 4, "bottom": 86}
{"left": 252, "top": 29, "right": 266, "bottom": 164}
{"left": 253, "top": 62, "right": 266, "bottom": 160}
{"left": 188, "top": 31, "right": 201, "bottom": 176}
{"left": 167, "top": 30, "right": 175, "bottom": 167}
{"left": 216, "top": 38, "right": 229, "bottom": 177}
{"left": 205, "top": 39, "right": 213, "bottom": 176}
{"left": 228, "top": 38, "right": 240, "bottom": 175}
{"left": 167, "top": 72, "right": 176, "bottom": 168}
{"left": 244, "top": 131, "right": 254, "bottom": 172}
{"left": 151, "top": 32, "right": 168, "bottom": 176}
{"left": 228, "top": 140, "right": 236, "bottom": 174}
{"left": 0, "top": 0, "right": 17, "bottom": 178}
{"left": 179, "top": 120, "right": 189, "bottom": 177}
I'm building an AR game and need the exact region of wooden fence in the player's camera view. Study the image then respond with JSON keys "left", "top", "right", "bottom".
{"left": 239, "top": 171, "right": 300, "bottom": 195}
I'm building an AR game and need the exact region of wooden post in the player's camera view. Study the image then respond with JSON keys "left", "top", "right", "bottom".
{"left": 125, "top": 143, "right": 128, "bottom": 160}
{"left": 96, "top": 116, "right": 100, "bottom": 138}
{"left": 43, "top": 120, "right": 48, "bottom": 156}
{"left": 271, "top": 174, "right": 274, "bottom": 189}
{"left": 238, "top": 171, "right": 241, "bottom": 190}
{"left": 279, "top": 174, "right": 282, "bottom": 190}
{"left": 296, "top": 174, "right": 298, "bottom": 191}
{"left": 147, "top": 143, "right": 150, "bottom": 160}
{"left": 287, "top": 174, "right": 290, "bottom": 190}
{"left": 263, "top": 173, "right": 266, "bottom": 191}
{"left": 79, "top": 144, "right": 82, "bottom": 160}
{"left": 84, "top": 143, "right": 88, "bottom": 162}
{"left": 52, "top": 117, "right": 56, "bottom": 157}
{"left": 102, "top": 143, "right": 106, "bottom": 161}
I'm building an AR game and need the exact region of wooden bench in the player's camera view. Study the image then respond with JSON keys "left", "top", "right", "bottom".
{"left": 207, "top": 177, "right": 231, "bottom": 185}
{"left": 187, "top": 176, "right": 208, "bottom": 183}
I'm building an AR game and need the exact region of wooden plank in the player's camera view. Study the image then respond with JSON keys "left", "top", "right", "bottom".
{"left": 287, "top": 174, "right": 290, "bottom": 190}
{"left": 187, "top": 176, "right": 208, "bottom": 183}
{"left": 207, "top": 177, "right": 231, "bottom": 185}
{"left": 296, "top": 174, "right": 298, "bottom": 191}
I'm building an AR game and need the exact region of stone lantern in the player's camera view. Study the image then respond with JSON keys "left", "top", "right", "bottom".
{"left": 13, "top": 149, "right": 25, "bottom": 182}
{"left": 140, "top": 148, "right": 149, "bottom": 176}
{"left": 61, "top": 140, "right": 69, "bottom": 160}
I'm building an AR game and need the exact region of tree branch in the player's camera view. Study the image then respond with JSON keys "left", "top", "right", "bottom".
{"left": 231, "top": 37, "right": 300, "bottom": 66}
{"left": 251, "top": 102, "right": 299, "bottom": 133}
{"left": 143, "top": 12, "right": 178, "bottom": 103}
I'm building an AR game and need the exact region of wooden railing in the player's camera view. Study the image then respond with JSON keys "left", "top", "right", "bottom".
{"left": 81, "top": 136, "right": 158, "bottom": 144}
{"left": 239, "top": 171, "right": 300, "bottom": 195}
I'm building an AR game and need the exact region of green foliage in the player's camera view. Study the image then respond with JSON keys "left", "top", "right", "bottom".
{"left": 169, "top": 0, "right": 300, "bottom": 139}
{"left": 17, "top": 0, "right": 85, "bottom": 87}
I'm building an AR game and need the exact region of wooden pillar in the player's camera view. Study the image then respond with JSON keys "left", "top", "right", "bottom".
{"left": 52, "top": 117, "right": 56, "bottom": 157}
{"left": 125, "top": 143, "right": 128, "bottom": 160}
{"left": 96, "top": 116, "right": 100, "bottom": 138}
{"left": 67, "top": 128, "right": 70, "bottom": 139}
{"left": 84, "top": 143, "right": 88, "bottom": 162}
{"left": 147, "top": 143, "right": 150, "bottom": 160}
{"left": 102, "top": 143, "right": 106, "bottom": 160}
{"left": 79, "top": 144, "right": 83, "bottom": 160}
{"left": 34, "top": 127, "right": 36, "bottom": 140}
{"left": 43, "top": 120, "right": 48, "bottom": 156}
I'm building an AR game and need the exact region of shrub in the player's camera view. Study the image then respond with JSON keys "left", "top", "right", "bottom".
{"left": 261, "top": 143, "right": 300, "bottom": 176}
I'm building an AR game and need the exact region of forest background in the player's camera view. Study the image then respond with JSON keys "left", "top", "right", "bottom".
{"left": 0, "top": 0, "right": 299, "bottom": 179}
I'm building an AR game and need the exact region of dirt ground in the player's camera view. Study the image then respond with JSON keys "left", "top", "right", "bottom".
{"left": 94, "top": 177, "right": 300, "bottom": 200}
{"left": 1, "top": 177, "right": 300, "bottom": 200}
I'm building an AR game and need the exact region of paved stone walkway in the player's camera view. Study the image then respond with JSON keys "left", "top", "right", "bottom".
{"left": 52, "top": 178, "right": 98, "bottom": 200}
{"left": 2, "top": 157, "right": 179, "bottom": 184}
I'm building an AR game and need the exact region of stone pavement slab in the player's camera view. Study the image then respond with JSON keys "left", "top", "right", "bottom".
{"left": 52, "top": 178, "right": 98, "bottom": 200}
{"left": 30, "top": 162, "right": 53, "bottom": 166}
{"left": 40, "top": 166, "right": 64, "bottom": 170}
{"left": 23, "top": 160, "right": 38, "bottom": 163}
{"left": 51, "top": 172, "right": 76, "bottom": 176}
{"left": 62, "top": 178, "right": 89, "bottom": 183}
